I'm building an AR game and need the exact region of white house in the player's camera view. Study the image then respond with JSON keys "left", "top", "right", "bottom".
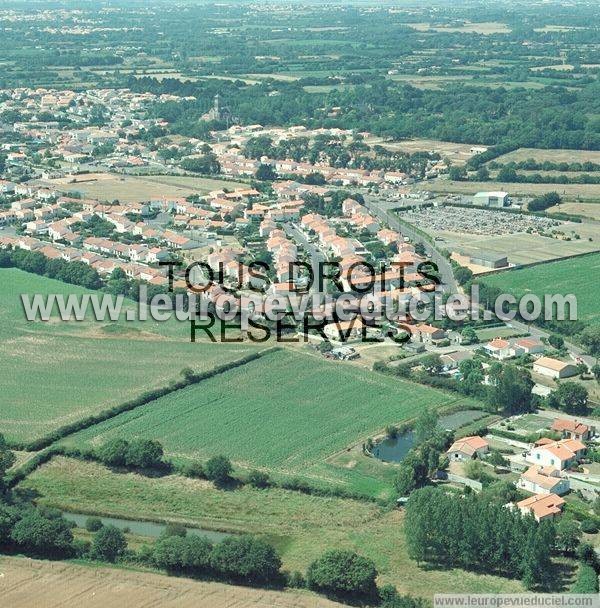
{"left": 514, "top": 338, "right": 545, "bottom": 355}
{"left": 410, "top": 323, "right": 447, "bottom": 344}
{"left": 484, "top": 338, "right": 516, "bottom": 360}
{"left": 446, "top": 436, "right": 489, "bottom": 461}
{"left": 0, "top": 179, "right": 16, "bottom": 194}
{"left": 533, "top": 357, "right": 578, "bottom": 379}
{"left": 25, "top": 220, "right": 48, "bottom": 235}
{"left": 517, "top": 465, "right": 570, "bottom": 496}
{"left": 527, "top": 438, "right": 586, "bottom": 471}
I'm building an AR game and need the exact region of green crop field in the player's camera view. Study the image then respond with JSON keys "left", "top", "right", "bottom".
{"left": 478, "top": 252, "right": 600, "bottom": 327}
{"left": 19, "top": 457, "right": 525, "bottom": 598}
{"left": 0, "top": 268, "right": 261, "bottom": 445}
{"left": 62, "top": 349, "right": 484, "bottom": 479}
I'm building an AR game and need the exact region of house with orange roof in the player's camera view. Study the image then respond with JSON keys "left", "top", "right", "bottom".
{"left": 516, "top": 493, "right": 565, "bottom": 522}
{"left": 533, "top": 356, "right": 578, "bottom": 379}
{"left": 484, "top": 338, "right": 519, "bottom": 360}
{"left": 377, "top": 228, "right": 399, "bottom": 246}
{"left": 551, "top": 419, "right": 594, "bottom": 441}
{"left": 514, "top": 337, "right": 545, "bottom": 355}
{"left": 446, "top": 436, "right": 489, "bottom": 461}
{"left": 517, "top": 465, "right": 570, "bottom": 496}
{"left": 527, "top": 438, "right": 586, "bottom": 471}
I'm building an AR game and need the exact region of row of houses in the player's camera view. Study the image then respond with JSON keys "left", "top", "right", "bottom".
{"left": 217, "top": 151, "right": 413, "bottom": 187}
{"left": 445, "top": 417, "right": 596, "bottom": 521}
{"left": 0, "top": 234, "right": 169, "bottom": 285}
{"left": 484, "top": 338, "right": 580, "bottom": 379}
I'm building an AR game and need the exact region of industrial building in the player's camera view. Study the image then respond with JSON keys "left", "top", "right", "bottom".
{"left": 472, "top": 191, "right": 509, "bottom": 207}
{"left": 469, "top": 251, "right": 509, "bottom": 269}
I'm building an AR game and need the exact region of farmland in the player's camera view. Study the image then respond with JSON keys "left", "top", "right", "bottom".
{"left": 421, "top": 178, "right": 600, "bottom": 202}
{"left": 19, "top": 457, "right": 526, "bottom": 598}
{"left": 34, "top": 172, "right": 247, "bottom": 203}
{"left": 546, "top": 202, "right": 600, "bottom": 221}
{"left": 493, "top": 148, "right": 600, "bottom": 165}
{"left": 0, "top": 269, "right": 261, "bottom": 445}
{"left": 60, "top": 349, "right": 484, "bottom": 482}
{"left": 0, "top": 556, "right": 344, "bottom": 608}
{"left": 364, "top": 136, "right": 481, "bottom": 165}
{"left": 477, "top": 252, "right": 600, "bottom": 327}
{"left": 438, "top": 228, "right": 599, "bottom": 266}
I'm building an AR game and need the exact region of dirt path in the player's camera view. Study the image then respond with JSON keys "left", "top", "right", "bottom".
{"left": 0, "top": 557, "right": 347, "bottom": 608}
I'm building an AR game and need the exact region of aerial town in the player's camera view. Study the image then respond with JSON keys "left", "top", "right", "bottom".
{"left": 1, "top": 1, "right": 600, "bottom": 606}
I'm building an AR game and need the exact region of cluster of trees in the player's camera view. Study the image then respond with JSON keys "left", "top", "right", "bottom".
{"left": 546, "top": 382, "right": 589, "bottom": 414}
{"left": 180, "top": 154, "right": 220, "bottom": 174}
{"left": 580, "top": 325, "right": 600, "bottom": 357}
{"left": 404, "top": 487, "right": 555, "bottom": 588}
{"left": 242, "top": 134, "right": 435, "bottom": 176}
{"left": 0, "top": 248, "right": 102, "bottom": 290}
{"left": 385, "top": 354, "right": 534, "bottom": 416}
{"left": 528, "top": 192, "right": 562, "bottom": 212}
{"left": 95, "top": 438, "right": 165, "bottom": 470}
{"left": 394, "top": 410, "right": 451, "bottom": 496}
{"left": 491, "top": 159, "right": 600, "bottom": 173}
{"left": 138, "top": 71, "right": 600, "bottom": 151}
{"left": 495, "top": 167, "right": 600, "bottom": 185}
{"left": 300, "top": 189, "right": 365, "bottom": 217}
{"left": 153, "top": 531, "right": 281, "bottom": 585}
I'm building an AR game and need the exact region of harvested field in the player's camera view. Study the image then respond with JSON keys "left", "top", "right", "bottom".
{"left": 493, "top": 148, "right": 600, "bottom": 165}
{"left": 547, "top": 202, "right": 600, "bottom": 220}
{"left": 365, "top": 137, "right": 483, "bottom": 165}
{"left": 422, "top": 178, "right": 600, "bottom": 202}
{"left": 0, "top": 557, "right": 343, "bottom": 608}
{"left": 33, "top": 172, "right": 246, "bottom": 203}
{"left": 439, "top": 229, "right": 599, "bottom": 265}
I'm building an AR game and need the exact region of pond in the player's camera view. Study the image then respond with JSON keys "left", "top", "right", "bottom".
{"left": 372, "top": 410, "right": 487, "bottom": 463}
{"left": 372, "top": 431, "right": 415, "bottom": 463}
{"left": 61, "top": 511, "right": 231, "bottom": 543}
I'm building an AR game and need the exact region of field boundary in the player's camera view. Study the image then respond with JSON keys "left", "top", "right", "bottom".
{"left": 475, "top": 248, "right": 600, "bottom": 278}
{"left": 10, "top": 347, "right": 279, "bottom": 453}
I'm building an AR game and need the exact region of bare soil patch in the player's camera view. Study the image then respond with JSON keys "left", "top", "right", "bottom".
{"left": 0, "top": 557, "right": 345, "bottom": 608}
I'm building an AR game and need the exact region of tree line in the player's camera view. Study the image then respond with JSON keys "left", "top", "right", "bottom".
{"left": 0, "top": 432, "right": 420, "bottom": 606}
{"left": 405, "top": 486, "right": 555, "bottom": 588}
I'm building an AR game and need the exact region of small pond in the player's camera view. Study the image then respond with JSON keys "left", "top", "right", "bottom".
{"left": 61, "top": 511, "right": 231, "bottom": 543}
{"left": 372, "top": 410, "right": 486, "bottom": 463}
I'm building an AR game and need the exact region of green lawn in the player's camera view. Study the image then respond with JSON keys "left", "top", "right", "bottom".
{"left": 0, "top": 268, "right": 261, "bottom": 444}
{"left": 475, "top": 326, "right": 526, "bottom": 341}
{"left": 61, "top": 348, "right": 484, "bottom": 482}
{"left": 478, "top": 253, "right": 600, "bottom": 327}
{"left": 19, "top": 457, "right": 525, "bottom": 598}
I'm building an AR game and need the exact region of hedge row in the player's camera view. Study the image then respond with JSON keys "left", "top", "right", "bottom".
{"left": 9, "top": 348, "right": 278, "bottom": 452}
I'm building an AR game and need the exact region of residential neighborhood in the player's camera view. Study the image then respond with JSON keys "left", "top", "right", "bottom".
{"left": 1, "top": 1, "right": 600, "bottom": 604}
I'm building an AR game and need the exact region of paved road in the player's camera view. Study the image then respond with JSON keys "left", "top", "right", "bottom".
{"left": 362, "top": 195, "right": 458, "bottom": 294}
{"left": 509, "top": 319, "right": 596, "bottom": 369}
{"left": 284, "top": 222, "right": 328, "bottom": 293}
